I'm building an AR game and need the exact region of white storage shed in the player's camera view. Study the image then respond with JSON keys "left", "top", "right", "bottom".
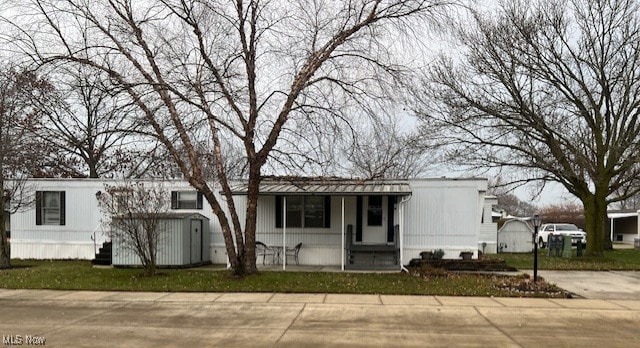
{"left": 497, "top": 219, "right": 534, "bottom": 253}
{"left": 112, "top": 213, "right": 211, "bottom": 267}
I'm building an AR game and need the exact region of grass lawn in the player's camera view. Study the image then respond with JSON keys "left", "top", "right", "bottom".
{"left": 485, "top": 248, "right": 640, "bottom": 270}
{"left": 0, "top": 259, "right": 562, "bottom": 297}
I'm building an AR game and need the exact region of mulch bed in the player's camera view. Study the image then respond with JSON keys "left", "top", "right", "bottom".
{"left": 408, "top": 258, "right": 518, "bottom": 272}
{"left": 408, "top": 259, "right": 572, "bottom": 298}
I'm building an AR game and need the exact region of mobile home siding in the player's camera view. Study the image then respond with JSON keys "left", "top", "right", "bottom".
{"left": 478, "top": 196, "right": 498, "bottom": 254}
{"left": 11, "top": 179, "right": 220, "bottom": 260}
{"left": 11, "top": 180, "right": 104, "bottom": 259}
{"left": 402, "top": 179, "right": 486, "bottom": 260}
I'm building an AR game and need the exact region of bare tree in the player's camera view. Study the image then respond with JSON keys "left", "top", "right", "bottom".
{"left": 342, "top": 114, "right": 429, "bottom": 179}
{"left": 13, "top": 0, "right": 453, "bottom": 274}
{"left": 97, "top": 182, "right": 169, "bottom": 276}
{"left": 29, "top": 66, "right": 157, "bottom": 178}
{"left": 0, "top": 66, "right": 53, "bottom": 268}
{"left": 487, "top": 177, "right": 538, "bottom": 217}
{"left": 493, "top": 193, "right": 537, "bottom": 218}
{"left": 415, "top": 0, "right": 640, "bottom": 256}
{"left": 539, "top": 203, "right": 585, "bottom": 230}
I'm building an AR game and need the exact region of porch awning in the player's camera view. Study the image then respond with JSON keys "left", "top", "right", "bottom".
{"left": 607, "top": 211, "right": 638, "bottom": 219}
{"left": 229, "top": 178, "right": 412, "bottom": 196}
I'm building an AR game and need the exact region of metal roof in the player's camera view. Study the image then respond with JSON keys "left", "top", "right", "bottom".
{"left": 229, "top": 178, "right": 412, "bottom": 196}
{"left": 112, "top": 212, "right": 209, "bottom": 220}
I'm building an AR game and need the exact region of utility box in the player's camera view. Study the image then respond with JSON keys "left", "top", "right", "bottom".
{"left": 548, "top": 234, "right": 564, "bottom": 257}
{"left": 562, "top": 234, "right": 573, "bottom": 258}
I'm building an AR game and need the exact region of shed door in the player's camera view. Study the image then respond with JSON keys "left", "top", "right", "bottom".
{"left": 190, "top": 219, "right": 202, "bottom": 263}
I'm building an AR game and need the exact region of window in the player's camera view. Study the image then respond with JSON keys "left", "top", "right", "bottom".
{"left": 36, "top": 191, "right": 65, "bottom": 225}
{"left": 304, "top": 196, "right": 324, "bottom": 228}
{"left": 171, "top": 191, "right": 203, "bottom": 210}
{"left": 367, "top": 196, "right": 383, "bottom": 226}
{"left": 285, "top": 196, "right": 303, "bottom": 228}
{"left": 276, "top": 195, "right": 330, "bottom": 228}
{"left": 108, "top": 189, "right": 133, "bottom": 214}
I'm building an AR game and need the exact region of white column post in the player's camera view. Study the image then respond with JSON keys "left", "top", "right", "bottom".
{"left": 610, "top": 216, "right": 614, "bottom": 242}
{"left": 399, "top": 199, "right": 404, "bottom": 271}
{"left": 341, "top": 196, "right": 345, "bottom": 271}
{"left": 283, "top": 196, "right": 287, "bottom": 271}
{"left": 637, "top": 210, "right": 640, "bottom": 241}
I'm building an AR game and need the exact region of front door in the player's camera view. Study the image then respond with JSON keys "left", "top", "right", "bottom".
{"left": 190, "top": 219, "right": 202, "bottom": 263}
{"left": 362, "top": 196, "right": 387, "bottom": 244}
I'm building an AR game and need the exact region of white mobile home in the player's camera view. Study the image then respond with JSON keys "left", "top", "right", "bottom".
{"left": 11, "top": 177, "right": 490, "bottom": 270}
{"left": 226, "top": 177, "right": 489, "bottom": 269}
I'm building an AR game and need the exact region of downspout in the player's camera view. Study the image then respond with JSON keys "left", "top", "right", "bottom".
{"left": 398, "top": 195, "right": 412, "bottom": 273}
{"left": 637, "top": 209, "right": 640, "bottom": 243}
{"left": 283, "top": 196, "right": 287, "bottom": 271}
{"left": 341, "top": 196, "right": 345, "bottom": 271}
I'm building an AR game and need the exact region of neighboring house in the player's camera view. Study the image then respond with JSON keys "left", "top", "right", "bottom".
{"left": 497, "top": 219, "right": 534, "bottom": 253}
{"left": 478, "top": 195, "right": 498, "bottom": 254}
{"left": 11, "top": 177, "right": 490, "bottom": 270}
{"left": 608, "top": 210, "right": 640, "bottom": 244}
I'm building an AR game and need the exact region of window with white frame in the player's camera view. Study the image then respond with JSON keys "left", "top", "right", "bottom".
{"left": 36, "top": 191, "right": 65, "bottom": 225}
{"left": 171, "top": 191, "right": 203, "bottom": 210}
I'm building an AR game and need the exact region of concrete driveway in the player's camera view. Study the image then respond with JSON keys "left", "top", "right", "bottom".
{"left": 534, "top": 270, "right": 640, "bottom": 300}
{"left": 1, "top": 289, "right": 640, "bottom": 347}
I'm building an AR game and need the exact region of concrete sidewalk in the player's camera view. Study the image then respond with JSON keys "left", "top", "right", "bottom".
{"left": 1, "top": 289, "right": 639, "bottom": 347}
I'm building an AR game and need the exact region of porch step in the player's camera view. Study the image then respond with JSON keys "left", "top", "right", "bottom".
{"left": 92, "top": 242, "right": 112, "bottom": 266}
{"left": 347, "top": 248, "right": 399, "bottom": 268}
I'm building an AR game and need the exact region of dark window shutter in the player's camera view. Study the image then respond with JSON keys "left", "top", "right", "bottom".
{"left": 356, "top": 196, "right": 362, "bottom": 242}
{"left": 324, "top": 196, "right": 331, "bottom": 228}
{"left": 196, "top": 192, "right": 203, "bottom": 209}
{"left": 171, "top": 191, "right": 178, "bottom": 209}
{"left": 275, "top": 195, "right": 282, "bottom": 228}
{"left": 387, "top": 196, "right": 395, "bottom": 243}
{"left": 59, "top": 191, "right": 66, "bottom": 226}
{"left": 35, "top": 191, "right": 42, "bottom": 225}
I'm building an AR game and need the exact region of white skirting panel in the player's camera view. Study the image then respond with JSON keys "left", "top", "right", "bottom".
{"left": 209, "top": 245, "right": 229, "bottom": 264}
{"left": 478, "top": 241, "right": 497, "bottom": 254}
{"left": 11, "top": 241, "right": 96, "bottom": 260}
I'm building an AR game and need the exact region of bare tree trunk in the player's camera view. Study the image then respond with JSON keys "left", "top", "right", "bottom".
{"left": 582, "top": 186, "right": 609, "bottom": 257}
{"left": 0, "top": 122, "right": 9, "bottom": 269}
{"left": 0, "top": 185, "right": 10, "bottom": 269}
{"left": 242, "top": 165, "right": 261, "bottom": 274}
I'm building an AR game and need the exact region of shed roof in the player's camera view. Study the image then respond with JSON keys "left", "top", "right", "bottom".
{"left": 498, "top": 218, "right": 534, "bottom": 233}
{"left": 229, "top": 178, "right": 412, "bottom": 196}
